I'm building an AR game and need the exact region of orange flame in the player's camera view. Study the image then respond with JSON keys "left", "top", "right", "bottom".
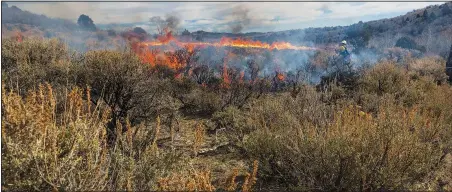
{"left": 131, "top": 42, "right": 157, "bottom": 67}
{"left": 140, "top": 36, "right": 316, "bottom": 51}
{"left": 129, "top": 32, "right": 315, "bottom": 87}
{"left": 15, "top": 31, "right": 23, "bottom": 42}
{"left": 221, "top": 52, "right": 238, "bottom": 88}
{"left": 157, "top": 31, "right": 175, "bottom": 44}
{"left": 274, "top": 65, "right": 285, "bottom": 81}
{"left": 222, "top": 59, "right": 230, "bottom": 88}
{"left": 164, "top": 52, "right": 185, "bottom": 71}
{"left": 239, "top": 71, "right": 245, "bottom": 84}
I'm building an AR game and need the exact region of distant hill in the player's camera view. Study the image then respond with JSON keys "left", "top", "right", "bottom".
{"left": 1, "top": 3, "right": 125, "bottom": 51}
{"left": 187, "top": 2, "right": 452, "bottom": 57}
{"left": 1, "top": 2, "right": 78, "bottom": 32}
{"left": 2, "top": 2, "right": 452, "bottom": 57}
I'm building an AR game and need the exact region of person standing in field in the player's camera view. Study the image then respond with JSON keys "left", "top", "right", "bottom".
{"left": 336, "top": 40, "right": 352, "bottom": 71}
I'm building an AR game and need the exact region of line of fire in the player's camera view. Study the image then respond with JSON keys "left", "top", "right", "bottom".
{"left": 121, "top": 29, "right": 321, "bottom": 90}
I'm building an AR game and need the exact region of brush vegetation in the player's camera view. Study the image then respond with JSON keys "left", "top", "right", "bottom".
{"left": 2, "top": 38, "right": 452, "bottom": 191}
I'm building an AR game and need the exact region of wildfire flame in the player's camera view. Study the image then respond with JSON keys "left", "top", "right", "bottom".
{"left": 15, "top": 31, "right": 23, "bottom": 42}
{"left": 140, "top": 31, "right": 317, "bottom": 51}
{"left": 222, "top": 52, "right": 236, "bottom": 88}
{"left": 130, "top": 31, "right": 316, "bottom": 85}
{"left": 274, "top": 65, "right": 285, "bottom": 81}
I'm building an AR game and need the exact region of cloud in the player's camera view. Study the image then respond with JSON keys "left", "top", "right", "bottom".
{"left": 7, "top": 2, "right": 443, "bottom": 33}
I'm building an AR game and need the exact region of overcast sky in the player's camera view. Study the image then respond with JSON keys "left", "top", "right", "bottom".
{"left": 7, "top": 2, "right": 445, "bottom": 33}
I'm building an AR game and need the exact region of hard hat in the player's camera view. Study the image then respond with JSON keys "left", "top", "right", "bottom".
{"left": 341, "top": 40, "right": 347, "bottom": 45}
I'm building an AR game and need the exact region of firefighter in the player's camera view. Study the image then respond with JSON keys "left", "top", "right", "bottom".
{"left": 337, "top": 40, "right": 351, "bottom": 69}
{"left": 337, "top": 40, "right": 350, "bottom": 58}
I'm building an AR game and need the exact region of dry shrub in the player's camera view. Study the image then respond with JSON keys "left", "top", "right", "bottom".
{"left": 359, "top": 61, "right": 409, "bottom": 96}
{"left": 2, "top": 84, "right": 110, "bottom": 191}
{"left": 357, "top": 61, "right": 438, "bottom": 112}
{"left": 226, "top": 168, "right": 240, "bottom": 191}
{"left": 407, "top": 55, "right": 449, "bottom": 84}
{"left": 420, "top": 85, "right": 452, "bottom": 157}
{"left": 212, "top": 106, "right": 252, "bottom": 144}
{"left": 157, "top": 160, "right": 259, "bottom": 192}
{"left": 1, "top": 84, "right": 181, "bottom": 191}
{"left": 244, "top": 102, "right": 449, "bottom": 191}
{"left": 78, "top": 49, "right": 181, "bottom": 145}
{"left": 309, "top": 50, "right": 333, "bottom": 72}
{"left": 212, "top": 95, "right": 298, "bottom": 147}
{"left": 180, "top": 88, "right": 222, "bottom": 117}
{"left": 1, "top": 38, "right": 74, "bottom": 93}
{"left": 382, "top": 47, "right": 422, "bottom": 63}
{"left": 213, "top": 86, "right": 332, "bottom": 146}
{"left": 102, "top": 111, "right": 183, "bottom": 191}
{"left": 193, "top": 121, "right": 206, "bottom": 156}
{"left": 254, "top": 87, "right": 331, "bottom": 128}
{"left": 219, "top": 78, "right": 261, "bottom": 110}
{"left": 157, "top": 169, "right": 216, "bottom": 191}
{"left": 180, "top": 74, "right": 269, "bottom": 117}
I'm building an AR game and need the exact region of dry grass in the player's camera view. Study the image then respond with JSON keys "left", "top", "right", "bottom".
{"left": 226, "top": 168, "right": 240, "bottom": 191}
{"left": 1, "top": 84, "right": 180, "bottom": 191}
{"left": 156, "top": 160, "right": 259, "bottom": 192}
{"left": 242, "top": 160, "right": 259, "bottom": 192}
{"left": 2, "top": 83, "right": 110, "bottom": 191}
{"left": 151, "top": 115, "right": 161, "bottom": 156}
{"left": 157, "top": 169, "right": 216, "bottom": 191}
{"left": 193, "top": 121, "right": 206, "bottom": 156}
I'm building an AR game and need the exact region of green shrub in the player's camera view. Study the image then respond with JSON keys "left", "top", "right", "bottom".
{"left": 395, "top": 37, "right": 425, "bottom": 52}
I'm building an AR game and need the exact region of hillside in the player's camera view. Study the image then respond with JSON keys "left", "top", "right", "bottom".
{"left": 188, "top": 2, "right": 452, "bottom": 57}
{"left": 1, "top": 2, "right": 121, "bottom": 51}
{"left": 1, "top": 2, "right": 78, "bottom": 33}
{"left": 2, "top": 2, "right": 452, "bottom": 57}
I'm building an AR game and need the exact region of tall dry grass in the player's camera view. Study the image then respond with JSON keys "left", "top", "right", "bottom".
{"left": 2, "top": 83, "right": 110, "bottom": 191}
{"left": 1, "top": 84, "right": 182, "bottom": 191}
{"left": 156, "top": 160, "right": 259, "bottom": 191}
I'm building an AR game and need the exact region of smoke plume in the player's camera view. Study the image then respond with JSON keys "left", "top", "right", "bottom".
{"left": 149, "top": 14, "right": 180, "bottom": 34}
{"left": 229, "top": 6, "right": 251, "bottom": 33}
{"left": 217, "top": 5, "right": 262, "bottom": 34}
